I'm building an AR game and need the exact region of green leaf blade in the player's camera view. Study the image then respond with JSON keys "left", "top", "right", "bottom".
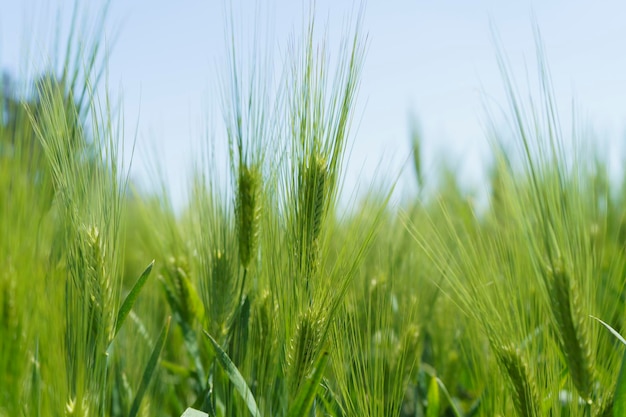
{"left": 204, "top": 330, "right": 262, "bottom": 417}
{"left": 128, "top": 316, "right": 171, "bottom": 417}
{"left": 115, "top": 260, "right": 155, "bottom": 337}
{"left": 615, "top": 349, "right": 626, "bottom": 417}
{"left": 591, "top": 315, "right": 626, "bottom": 346}
{"left": 181, "top": 408, "right": 209, "bottom": 417}
{"left": 426, "top": 375, "right": 440, "bottom": 417}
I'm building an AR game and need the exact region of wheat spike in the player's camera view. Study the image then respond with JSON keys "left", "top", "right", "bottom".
{"left": 210, "top": 249, "right": 235, "bottom": 332}
{"left": 297, "top": 153, "right": 328, "bottom": 288}
{"left": 496, "top": 344, "right": 539, "bottom": 417}
{"left": 544, "top": 260, "right": 595, "bottom": 403}
{"left": 236, "top": 164, "right": 262, "bottom": 269}
{"left": 287, "top": 308, "right": 323, "bottom": 395}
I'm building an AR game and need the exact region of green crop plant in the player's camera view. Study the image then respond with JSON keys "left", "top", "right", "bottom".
{"left": 3, "top": 2, "right": 626, "bottom": 417}
{"left": 409, "top": 32, "right": 626, "bottom": 417}
{"left": 0, "top": 4, "right": 170, "bottom": 417}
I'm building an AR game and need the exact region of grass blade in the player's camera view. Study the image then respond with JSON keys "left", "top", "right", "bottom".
{"left": 421, "top": 364, "right": 464, "bottom": 417}
{"left": 129, "top": 316, "right": 171, "bottom": 417}
{"left": 287, "top": 352, "right": 329, "bottom": 417}
{"left": 181, "top": 408, "right": 209, "bottom": 417}
{"left": 204, "top": 330, "right": 262, "bottom": 417}
{"left": 591, "top": 315, "right": 626, "bottom": 346}
{"left": 426, "top": 375, "right": 440, "bottom": 417}
{"left": 115, "top": 260, "right": 155, "bottom": 337}
{"left": 615, "top": 349, "right": 626, "bottom": 417}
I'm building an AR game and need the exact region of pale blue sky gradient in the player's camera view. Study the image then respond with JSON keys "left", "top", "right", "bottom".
{"left": 2, "top": 1, "right": 625, "bottom": 207}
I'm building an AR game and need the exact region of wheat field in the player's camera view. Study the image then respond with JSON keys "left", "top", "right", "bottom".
{"left": 1, "top": 3, "right": 625, "bottom": 417}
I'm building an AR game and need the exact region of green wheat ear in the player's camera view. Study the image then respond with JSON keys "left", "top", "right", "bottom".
{"left": 544, "top": 259, "right": 595, "bottom": 403}
{"left": 209, "top": 249, "right": 235, "bottom": 334}
{"left": 236, "top": 163, "right": 262, "bottom": 269}
{"left": 297, "top": 152, "right": 328, "bottom": 286}
{"left": 495, "top": 344, "right": 539, "bottom": 417}
{"left": 287, "top": 307, "right": 324, "bottom": 398}
{"left": 409, "top": 118, "right": 423, "bottom": 189}
{"left": 163, "top": 256, "right": 203, "bottom": 326}
{"left": 82, "top": 224, "right": 114, "bottom": 341}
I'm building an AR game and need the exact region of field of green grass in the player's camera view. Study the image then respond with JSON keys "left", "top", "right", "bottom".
{"left": 1, "top": 4, "right": 626, "bottom": 417}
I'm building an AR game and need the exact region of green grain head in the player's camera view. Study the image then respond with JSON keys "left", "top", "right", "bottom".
{"left": 409, "top": 118, "right": 423, "bottom": 189}
{"left": 287, "top": 307, "right": 324, "bottom": 397}
{"left": 495, "top": 344, "right": 540, "bottom": 417}
{"left": 208, "top": 249, "right": 235, "bottom": 334}
{"left": 297, "top": 152, "right": 328, "bottom": 281}
{"left": 544, "top": 259, "right": 595, "bottom": 403}
{"left": 161, "top": 256, "right": 202, "bottom": 327}
{"left": 236, "top": 163, "right": 262, "bottom": 269}
{"left": 82, "top": 224, "right": 113, "bottom": 342}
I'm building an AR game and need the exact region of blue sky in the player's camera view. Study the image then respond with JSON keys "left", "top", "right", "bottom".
{"left": 2, "top": 1, "right": 625, "bottom": 207}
